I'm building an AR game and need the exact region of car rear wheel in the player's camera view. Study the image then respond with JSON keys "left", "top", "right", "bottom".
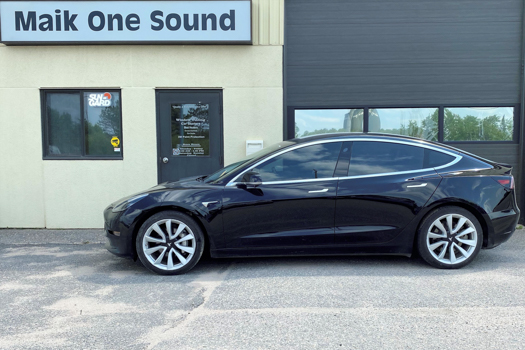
{"left": 136, "top": 211, "right": 204, "bottom": 275}
{"left": 417, "top": 206, "right": 482, "bottom": 269}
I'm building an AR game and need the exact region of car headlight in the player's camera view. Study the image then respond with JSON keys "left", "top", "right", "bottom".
{"left": 111, "top": 194, "right": 148, "bottom": 213}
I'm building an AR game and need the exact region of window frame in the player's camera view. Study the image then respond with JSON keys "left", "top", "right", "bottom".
{"left": 288, "top": 104, "right": 520, "bottom": 144}
{"left": 41, "top": 88, "right": 123, "bottom": 160}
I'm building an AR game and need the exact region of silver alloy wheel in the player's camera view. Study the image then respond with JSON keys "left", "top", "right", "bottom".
{"left": 426, "top": 213, "right": 478, "bottom": 265}
{"left": 142, "top": 219, "right": 196, "bottom": 271}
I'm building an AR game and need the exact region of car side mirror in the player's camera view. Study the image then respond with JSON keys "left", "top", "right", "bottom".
{"left": 240, "top": 171, "right": 262, "bottom": 188}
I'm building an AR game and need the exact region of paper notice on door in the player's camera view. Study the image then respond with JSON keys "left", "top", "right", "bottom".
{"left": 171, "top": 103, "right": 210, "bottom": 156}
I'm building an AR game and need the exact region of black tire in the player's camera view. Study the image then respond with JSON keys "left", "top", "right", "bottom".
{"left": 417, "top": 206, "right": 483, "bottom": 269}
{"left": 136, "top": 211, "right": 205, "bottom": 275}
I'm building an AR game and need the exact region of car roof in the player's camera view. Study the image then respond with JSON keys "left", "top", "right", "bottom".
{"left": 291, "top": 133, "right": 462, "bottom": 154}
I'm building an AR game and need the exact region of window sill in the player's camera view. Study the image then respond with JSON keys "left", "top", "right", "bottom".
{"left": 43, "top": 156, "right": 123, "bottom": 160}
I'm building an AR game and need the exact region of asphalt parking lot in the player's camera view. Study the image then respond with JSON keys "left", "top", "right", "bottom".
{"left": 0, "top": 229, "right": 524, "bottom": 350}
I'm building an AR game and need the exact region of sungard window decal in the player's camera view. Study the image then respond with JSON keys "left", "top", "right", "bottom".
{"left": 88, "top": 92, "right": 112, "bottom": 107}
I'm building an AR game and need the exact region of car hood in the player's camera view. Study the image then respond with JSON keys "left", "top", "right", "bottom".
{"left": 139, "top": 176, "right": 223, "bottom": 212}
{"left": 109, "top": 176, "right": 211, "bottom": 208}
{"left": 147, "top": 176, "right": 208, "bottom": 192}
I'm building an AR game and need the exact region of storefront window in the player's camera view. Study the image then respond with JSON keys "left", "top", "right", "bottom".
{"left": 46, "top": 93, "right": 82, "bottom": 156}
{"left": 84, "top": 92, "right": 122, "bottom": 156}
{"left": 294, "top": 109, "right": 364, "bottom": 138}
{"left": 369, "top": 108, "right": 438, "bottom": 141}
{"left": 444, "top": 107, "right": 514, "bottom": 141}
{"left": 43, "top": 90, "right": 122, "bottom": 159}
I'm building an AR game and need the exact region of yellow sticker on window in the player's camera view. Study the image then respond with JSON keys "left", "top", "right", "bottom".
{"left": 111, "top": 136, "right": 120, "bottom": 147}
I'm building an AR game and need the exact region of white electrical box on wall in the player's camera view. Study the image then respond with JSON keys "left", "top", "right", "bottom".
{"left": 246, "top": 140, "right": 264, "bottom": 156}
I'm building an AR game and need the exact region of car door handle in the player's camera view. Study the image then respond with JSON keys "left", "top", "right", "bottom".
{"left": 407, "top": 183, "right": 427, "bottom": 188}
{"left": 308, "top": 188, "right": 329, "bottom": 193}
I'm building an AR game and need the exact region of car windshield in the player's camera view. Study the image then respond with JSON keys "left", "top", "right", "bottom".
{"left": 205, "top": 141, "right": 295, "bottom": 183}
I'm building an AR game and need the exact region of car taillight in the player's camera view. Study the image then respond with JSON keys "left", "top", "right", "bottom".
{"left": 492, "top": 175, "right": 514, "bottom": 189}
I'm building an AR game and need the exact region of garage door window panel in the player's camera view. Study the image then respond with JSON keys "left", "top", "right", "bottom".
{"left": 294, "top": 109, "right": 364, "bottom": 138}
{"left": 369, "top": 108, "right": 439, "bottom": 141}
{"left": 444, "top": 107, "right": 514, "bottom": 142}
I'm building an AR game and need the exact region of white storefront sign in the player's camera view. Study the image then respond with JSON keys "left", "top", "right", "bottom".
{"left": 0, "top": 1, "right": 252, "bottom": 44}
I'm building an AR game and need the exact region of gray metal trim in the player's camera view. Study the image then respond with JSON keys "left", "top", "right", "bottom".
{"left": 226, "top": 138, "right": 462, "bottom": 186}
{"left": 337, "top": 158, "right": 461, "bottom": 181}
{"left": 229, "top": 177, "right": 339, "bottom": 186}
{"left": 519, "top": 0, "right": 525, "bottom": 224}
{"left": 407, "top": 183, "right": 428, "bottom": 188}
{"left": 433, "top": 156, "right": 463, "bottom": 170}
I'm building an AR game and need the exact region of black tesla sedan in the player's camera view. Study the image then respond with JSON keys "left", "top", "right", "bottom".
{"left": 104, "top": 134, "right": 519, "bottom": 275}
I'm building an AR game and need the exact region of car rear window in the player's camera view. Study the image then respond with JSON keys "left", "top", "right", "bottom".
{"left": 424, "top": 149, "right": 455, "bottom": 168}
{"left": 348, "top": 141, "right": 455, "bottom": 176}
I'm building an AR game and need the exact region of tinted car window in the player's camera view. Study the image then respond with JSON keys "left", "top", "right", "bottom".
{"left": 424, "top": 149, "right": 455, "bottom": 168}
{"left": 205, "top": 141, "right": 295, "bottom": 183}
{"left": 254, "top": 142, "right": 342, "bottom": 182}
{"left": 349, "top": 142, "right": 425, "bottom": 176}
{"left": 349, "top": 142, "right": 456, "bottom": 176}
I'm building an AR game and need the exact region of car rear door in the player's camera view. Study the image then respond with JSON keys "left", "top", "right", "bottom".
{"left": 334, "top": 140, "right": 456, "bottom": 245}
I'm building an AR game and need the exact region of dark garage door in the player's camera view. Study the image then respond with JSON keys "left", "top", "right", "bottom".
{"left": 285, "top": 0, "right": 524, "bottom": 213}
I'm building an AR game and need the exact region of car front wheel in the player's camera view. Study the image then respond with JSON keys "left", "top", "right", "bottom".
{"left": 417, "top": 206, "right": 482, "bottom": 269}
{"left": 136, "top": 211, "right": 204, "bottom": 275}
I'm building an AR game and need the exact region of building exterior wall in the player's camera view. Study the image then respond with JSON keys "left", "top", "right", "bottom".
{"left": 2, "top": 0, "right": 523, "bottom": 228}
{"left": 0, "top": 1, "right": 284, "bottom": 228}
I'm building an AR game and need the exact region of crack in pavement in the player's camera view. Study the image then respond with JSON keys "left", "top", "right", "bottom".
{"left": 142, "top": 262, "right": 235, "bottom": 350}
{"left": 0, "top": 242, "right": 105, "bottom": 247}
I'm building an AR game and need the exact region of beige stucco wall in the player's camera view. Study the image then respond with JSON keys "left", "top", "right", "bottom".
{"left": 0, "top": 1, "right": 284, "bottom": 228}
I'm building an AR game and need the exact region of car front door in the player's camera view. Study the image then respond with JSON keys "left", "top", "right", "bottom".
{"left": 334, "top": 140, "right": 457, "bottom": 245}
{"left": 221, "top": 141, "right": 346, "bottom": 251}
